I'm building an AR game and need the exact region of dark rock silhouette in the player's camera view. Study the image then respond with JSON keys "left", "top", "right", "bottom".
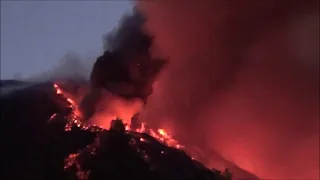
{"left": 1, "top": 81, "right": 248, "bottom": 180}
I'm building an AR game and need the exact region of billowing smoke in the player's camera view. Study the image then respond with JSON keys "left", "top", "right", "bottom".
{"left": 24, "top": 7, "right": 167, "bottom": 129}
{"left": 81, "top": 8, "right": 167, "bottom": 128}
{"left": 102, "top": 7, "right": 146, "bottom": 52}
{"left": 137, "top": 1, "right": 319, "bottom": 179}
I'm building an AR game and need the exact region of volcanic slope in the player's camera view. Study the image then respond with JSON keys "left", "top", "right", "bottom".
{"left": 2, "top": 80, "right": 250, "bottom": 180}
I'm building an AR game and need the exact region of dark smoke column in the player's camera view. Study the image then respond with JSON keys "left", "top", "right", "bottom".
{"left": 81, "top": 8, "right": 167, "bottom": 122}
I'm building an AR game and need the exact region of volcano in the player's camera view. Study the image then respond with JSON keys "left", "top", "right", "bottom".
{"left": 1, "top": 80, "right": 258, "bottom": 180}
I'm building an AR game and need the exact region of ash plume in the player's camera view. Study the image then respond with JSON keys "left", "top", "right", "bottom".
{"left": 102, "top": 8, "right": 147, "bottom": 53}
{"left": 137, "top": 1, "right": 319, "bottom": 179}
{"left": 81, "top": 8, "right": 167, "bottom": 128}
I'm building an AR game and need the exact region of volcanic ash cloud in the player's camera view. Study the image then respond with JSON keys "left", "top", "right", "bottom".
{"left": 137, "top": 1, "right": 319, "bottom": 179}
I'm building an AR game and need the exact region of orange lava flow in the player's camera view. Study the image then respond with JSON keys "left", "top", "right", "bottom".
{"left": 51, "top": 83, "right": 189, "bottom": 180}
{"left": 52, "top": 83, "right": 104, "bottom": 132}
{"left": 51, "top": 83, "right": 184, "bottom": 149}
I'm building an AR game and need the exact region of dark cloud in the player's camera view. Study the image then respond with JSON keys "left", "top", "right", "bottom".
{"left": 81, "top": 8, "right": 168, "bottom": 128}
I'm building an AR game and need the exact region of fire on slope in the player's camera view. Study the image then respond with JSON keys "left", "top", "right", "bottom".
{"left": 50, "top": 83, "right": 191, "bottom": 179}
{"left": 51, "top": 83, "right": 183, "bottom": 149}
{"left": 52, "top": 83, "right": 103, "bottom": 132}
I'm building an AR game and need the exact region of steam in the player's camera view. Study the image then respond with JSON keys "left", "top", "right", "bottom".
{"left": 137, "top": 1, "right": 319, "bottom": 179}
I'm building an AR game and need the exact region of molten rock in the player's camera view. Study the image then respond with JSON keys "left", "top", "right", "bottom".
{"left": 64, "top": 120, "right": 233, "bottom": 180}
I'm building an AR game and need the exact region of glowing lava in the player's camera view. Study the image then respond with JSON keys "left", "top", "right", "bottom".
{"left": 51, "top": 83, "right": 183, "bottom": 149}
{"left": 50, "top": 82, "right": 187, "bottom": 180}
{"left": 52, "top": 83, "right": 104, "bottom": 132}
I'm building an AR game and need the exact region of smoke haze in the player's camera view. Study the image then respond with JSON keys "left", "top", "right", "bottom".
{"left": 26, "top": 52, "right": 92, "bottom": 83}
{"left": 137, "top": 1, "right": 319, "bottom": 179}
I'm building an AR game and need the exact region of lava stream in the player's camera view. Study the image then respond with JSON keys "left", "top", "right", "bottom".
{"left": 50, "top": 83, "right": 188, "bottom": 179}
{"left": 51, "top": 83, "right": 183, "bottom": 149}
